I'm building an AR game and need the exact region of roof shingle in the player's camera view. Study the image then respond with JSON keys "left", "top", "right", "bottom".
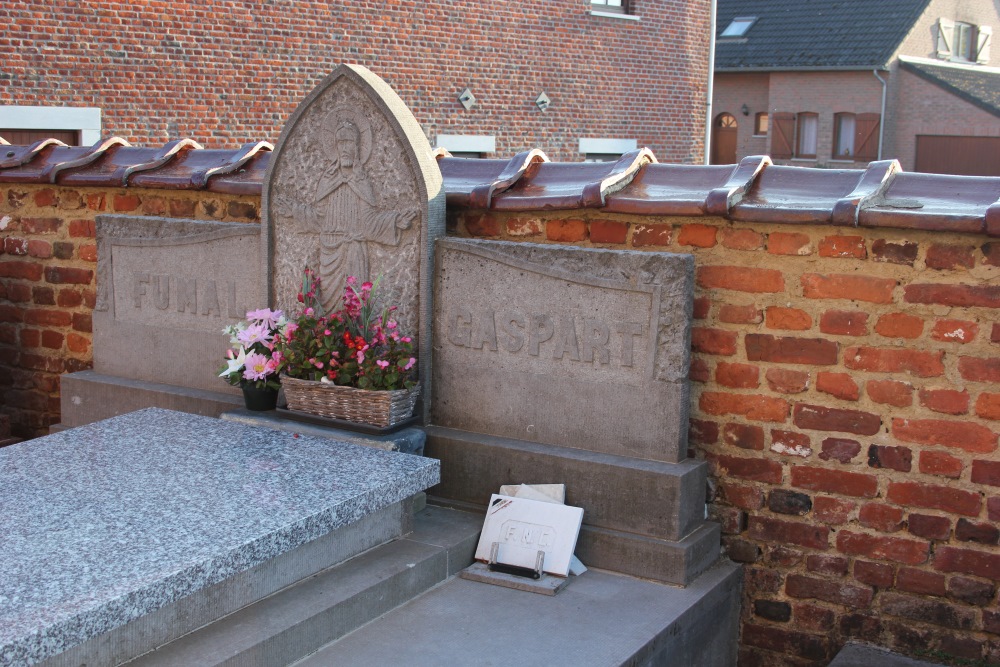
{"left": 899, "top": 58, "right": 1000, "bottom": 118}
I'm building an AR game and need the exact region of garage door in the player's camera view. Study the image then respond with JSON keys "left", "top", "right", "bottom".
{"left": 915, "top": 135, "right": 1000, "bottom": 176}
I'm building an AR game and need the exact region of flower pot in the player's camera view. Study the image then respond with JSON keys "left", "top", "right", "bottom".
{"left": 281, "top": 375, "right": 419, "bottom": 428}
{"left": 242, "top": 384, "right": 279, "bottom": 411}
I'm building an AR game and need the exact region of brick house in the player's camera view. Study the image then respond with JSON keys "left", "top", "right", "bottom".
{"left": 712, "top": 0, "right": 1000, "bottom": 175}
{"left": 0, "top": 0, "right": 711, "bottom": 163}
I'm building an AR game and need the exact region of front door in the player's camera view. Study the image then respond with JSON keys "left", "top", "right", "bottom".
{"left": 710, "top": 113, "right": 738, "bottom": 165}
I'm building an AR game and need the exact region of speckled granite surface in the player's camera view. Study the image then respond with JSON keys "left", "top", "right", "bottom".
{"left": 0, "top": 408, "right": 440, "bottom": 666}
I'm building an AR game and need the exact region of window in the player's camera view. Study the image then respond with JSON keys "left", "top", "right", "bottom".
{"left": 0, "top": 106, "right": 101, "bottom": 145}
{"left": 590, "top": 0, "right": 629, "bottom": 14}
{"left": 833, "top": 113, "right": 855, "bottom": 157}
{"left": 579, "top": 138, "right": 637, "bottom": 162}
{"left": 435, "top": 134, "right": 495, "bottom": 159}
{"left": 754, "top": 112, "right": 768, "bottom": 136}
{"left": 937, "top": 18, "right": 993, "bottom": 63}
{"left": 796, "top": 113, "right": 818, "bottom": 158}
{"left": 720, "top": 16, "right": 757, "bottom": 38}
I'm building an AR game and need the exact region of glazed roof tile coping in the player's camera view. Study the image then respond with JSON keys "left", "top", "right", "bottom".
{"left": 1, "top": 136, "right": 999, "bottom": 237}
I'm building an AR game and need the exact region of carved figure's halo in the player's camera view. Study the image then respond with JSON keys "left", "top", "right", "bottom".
{"left": 321, "top": 106, "right": 373, "bottom": 165}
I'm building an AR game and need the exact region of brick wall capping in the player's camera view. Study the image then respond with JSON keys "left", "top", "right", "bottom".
{"left": 2, "top": 138, "right": 1000, "bottom": 234}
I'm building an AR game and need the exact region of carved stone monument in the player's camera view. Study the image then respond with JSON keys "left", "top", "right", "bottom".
{"left": 263, "top": 64, "right": 445, "bottom": 411}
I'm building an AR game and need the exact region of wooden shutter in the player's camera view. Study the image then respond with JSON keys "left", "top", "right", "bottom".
{"left": 977, "top": 25, "right": 992, "bottom": 63}
{"left": 937, "top": 18, "right": 954, "bottom": 57}
{"left": 854, "top": 114, "right": 881, "bottom": 162}
{"left": 771, "top": 113, "right": 795, "bottom": 159}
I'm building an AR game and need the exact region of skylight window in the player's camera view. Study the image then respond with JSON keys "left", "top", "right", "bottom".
{"left": 720, "top": 16, "right": 757, "bottom": 38}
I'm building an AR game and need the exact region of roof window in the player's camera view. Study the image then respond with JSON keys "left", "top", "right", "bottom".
{"left": 720, "top": 16, "right": 757, "bottom": 38}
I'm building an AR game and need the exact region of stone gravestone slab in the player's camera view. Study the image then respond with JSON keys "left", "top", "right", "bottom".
{"left": 263, "top": 64, "right": 445, "bottom": 414}
{"left": 92, "top": 215, "right": 264, "bottom": 393}
{"left": 432, "top": 238, "right": 693, "bottom": 464}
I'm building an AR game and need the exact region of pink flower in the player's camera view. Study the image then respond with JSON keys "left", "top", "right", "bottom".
{"left": 237, "top": 323, "right": 270, "bottom": 346}
{"left": 404, "top": 357, "right": 416, "bottom": 371}
{"left": 246, "top": 308, "right": 284, "bottom": 329}
{"left": 243, "top": 352, "right": 271, "bottom": 380}
{"left": 324, "top": 329, "right": 331, "bottom": 336}
{"left": 304, "top": 307, "right": 314, "bottom": 317}
{"left": 356, "top": 350, "right": 365, "bottom": 364}
{"left": 402, "top": 337, "right": 411, "bottom": 343}
{"left": 346, "top": 276, "right": 358, "bottom": 286}
{"left": 376, "top": 360, "right": 389, "bottom": 369}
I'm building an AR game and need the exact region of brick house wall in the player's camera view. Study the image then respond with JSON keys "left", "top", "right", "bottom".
{"left": 0, "top": 0, "right": 710, "bottom": 163}
{"left": 894, "top": 0, "right": 998, "bottom": 60}
{"left": 712, "top": 73, "right": 770, "bottom": 158}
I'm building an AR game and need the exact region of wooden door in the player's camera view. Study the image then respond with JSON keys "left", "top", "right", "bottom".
{"left": 915, "top": 135, "right": 1000, "bottom": 176}
{"left": 711, "top": 113, "right": 738, "bottom": 165}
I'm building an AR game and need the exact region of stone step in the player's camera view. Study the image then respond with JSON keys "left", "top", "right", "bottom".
{"left": 126, "top": 505, "right": 482, "bottom": 667}
{"left": 294, "top": 559, "right": 742, "bottom": 667}
{"left": 425, "top": 425, "right": 719, "bottom": 584}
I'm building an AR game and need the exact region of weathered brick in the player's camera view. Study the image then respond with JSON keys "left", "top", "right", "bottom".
{"left": 68, "top": 219, "right": 96, "bottom": 238}
{"left": 858, "top": 502, "right": 905, "bottom": 532}
{"left": 793, "top": 404, "right": 880, "bottom": 436}
{"left": 720, "top": 227, "right": 763, "bottom": 250}
{"left": 765, "top": 368, "right": 810, "bottom": 394}
{"left": 984, "top": 242, "right": 1000, "bottom": 267}
{"left": 767, "top": 546, "right": 804, "bottom": 567}
{"left": 947, "top": 576, "right": 995, "bottom": 606}
{"left": 908, "top": 514, "right": 952, "bottom": 541}
{"left": 971, "top": 459, "right": 1000, "bottom": 487}
{"left": 113, "top": 193, "right": 141, "bottom": 212}
{"left": 51, "top": 241, "right": 73, "bottom": 260}
{"left": 786, "top": 573, "right": 872, "bottom": 607}
{"left": 896, "top": 567, "right": 946, "bottom": 596}
{"left": 631, "top": 223, "right": 671, "bottom": 247}
{"left": 881, "top": 592, "right": 976, "bottom": 630}
{"left": 816, "top": 372, "right": 859, "bottom": 401}
{"left": 716, "top": 361, "right": 759, "bottom": 388}
{"left": 696, "top": 265, "right": 784, "bottom": 293}
{"left": 66, "top": 332, "right": 90, "bottom": 354}
{"left": 766, "top": 307, "right": 812, "bottom": 331}
{"left": 677, "top": 223, "right": 717, "bottom": 247}
{"left": 753, "top": 599, "right": 791, "bottom": 622}
{"left": 793, "top": 603, "right": 835, "bottom": 632}
{"left": 837, "top": 530, "right": 930, "bottom": 565}
{"left": 770, "top": 429, "right": 812, "bottom": 458}
{"left": 589, "top": 220, "right": 627, "bottom": 244}
{"left": 23, "top": 308, "right": 72, "bottom": 327}
{"left": 989, "top": 497, "right": 1000, "bottom": 521}
{"left": 717, "top": 303, "right": 762, "bottom": 324}
{"left": 994, "top": 323, "right": 1000, "bottom": 343}
{"left": 892, "top": 417, "right": 997, "bottom": 453}
{"left": 720, "top": 481, "right": 765, "bottom": 510}
{"left": 768, "top": 489, "right": 812, "bottom": 515}
{"left": 840, "top": 612, "right": 884, "bottom": 643}
{"left": 819, "top": 437, "right": 861, "bottom": 463}
{"left": 27, "top": 240, "right": 52, "bottom": 258}
{"left": 742, "top": 623, "right": 830, "bottom": 662}
{"left": 918, "top": 388, "right": 969, "bottom": 415}
{"left": 20, "top": 217, "right": 61, "bottom": 234}
{"left": 724, "top": 538, "right": 761, "bottom": 563}
{"left": 767, "top": 231, "right": 811, "bottom": 256}
{"left": 887, "top": 481, "right": 981, "bottom": 517}
{"left": 723, "top": 422, "right": 765, "bottom": 450}
{"left": 854, "top": 560, "right": 895, "bottom": 587}
{"left": 935, "top": 546, "right": 1000, "bottom": 579}
{"left": 976, "top": 393, "right": 1000, "bottom": 420}
{"left": 689, "top": 418, "right": 719, "bottom": 445}
{"left": 700, "top": 392, "right": 789, "bottom": 422}
{"left": 871, "top": 239, "right": 918, "bottom": 265}
{"left": 813, "top": 496, "right": 855, "bottom": 524}
{"left": 801, "top": 273, "right": 896, "bottom": 303}
{"left": 707, "top": 453, "right": 783, "bottom": 483}
{"left": 506, "top": 218, "right": 542, "bottom": 237}
{"left": 691, "top": 327, "right": 738, "bottom": 355}
{"left": 959, "top": 356, "right": 1000, "bottom": 383}
{"left": 688, "top": 358, "right": 710, "bottom": 382}
{"left": 930, "top": 319, "right": 978, "bottom": 344}
{"left": 844, "top": 346, "right": 944, "bottom": 377}
{"left": 806, "top": 554, "right": 848, "bottom": 575}
{"left": 955, "top": 518, "right": 1000, "bottom": 545}
{"left": 749, "top": 516, "right": 829, "bottom": 550}
{"left": 905, "top": 284, "right": 1000, "bottom": 309}
{"left": 874, "top": 312, "right": 924, "bottom": 339}
{"left": 545, "top": 219, "right": 586, "bottom": 242}
{"left": 919, "top": 451, "right": 962, "bottom": 478}
{"left": 867, "top": 445, "right": 912, "bottom": 472}
{"left": 0, "top": 260, "right": 43, "bottom": 281}
{"left": 925, "top": 243, "right": 975, "bottom": 270}
{"left": 791, "top": 466, "right": 878, "bottom": 497}
{"left": 464, "top": 213, "right": 501, "bottom": 237}
{"left": 866, "top": 380, "right": 913, "bottom": 407}
{"left": 44, "top": 266, "right": 94, "bottom": 285}
{"left": 746, "top": 334, "right": 838, "bottom": 366}
{"left": 819, "top": 310, "right": 868, "bottom": 336}
{"left": 691, "top": 297, "right": 710, "bottom": 319}
{"left": 712, "top": 506, "right": 746, "bottom": 534}
{"left": 818, "top": 235, "right": 866, "bottom": 259}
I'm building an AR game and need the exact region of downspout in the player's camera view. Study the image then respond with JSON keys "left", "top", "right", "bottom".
{"left": 704, "top": 0, "right": 717, "bottom": 164}
{"left": 873, "top": 69, "right": 887, "bottom": 159}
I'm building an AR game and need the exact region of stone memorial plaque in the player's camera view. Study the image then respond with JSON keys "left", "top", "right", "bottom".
{"left": 263, "top": 64, "right": 445, "bottom": 411}
{"left": 93, "top": 216, "right": 263, "bottom": 393}
{"left": 432, "top": 238, "right": 693, "bottom": 463}
{"left": 474, "top": 494, "right": 584, "bottom": 577}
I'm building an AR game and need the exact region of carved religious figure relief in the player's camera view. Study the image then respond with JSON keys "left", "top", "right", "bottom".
{"left": 275, "top": 105, "right": 417, "bottom": 313}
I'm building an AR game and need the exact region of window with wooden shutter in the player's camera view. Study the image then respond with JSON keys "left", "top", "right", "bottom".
{"left": 796, "top": 113, "right": 818, "bottom": 158}
{"left": 771, "top": 112, "right": 795, "bottom": 159}
{"left": 977, "top": 26, "right": 992, "bottom": 64}
{"left": 937, "top": 18, "right": 955, "bottom": 58}
{"left": 854, "top": 114, "right": 880, "bottom": 162}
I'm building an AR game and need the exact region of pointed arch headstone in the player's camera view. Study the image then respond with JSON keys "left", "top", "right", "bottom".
{"left": 263, "top": 65, "right": 445, "bottom": 418}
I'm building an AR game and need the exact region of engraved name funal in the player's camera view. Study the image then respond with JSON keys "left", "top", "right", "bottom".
{"left": 130, "top": 272, "right": 246, "bottom": 318}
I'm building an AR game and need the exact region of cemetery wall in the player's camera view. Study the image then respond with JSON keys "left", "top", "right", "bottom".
{"left": 1, "top": 166, "right": 999, "bottom": 664}
{"left": 0, "top": 183, "right": 260, "bottom": 437}
{"left": 452, "top": 209, "right": 1000, "bottom": 666}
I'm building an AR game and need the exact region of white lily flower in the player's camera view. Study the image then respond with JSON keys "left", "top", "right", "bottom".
{"left": 219, "top": 347, "right": 247, "bottom": 377}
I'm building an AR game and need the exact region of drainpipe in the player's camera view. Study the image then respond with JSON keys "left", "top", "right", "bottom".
{"left": 873, "top": 69, "right": 887, "bottom": 160}
{"left": 704, "top": 0, "right": 717, "bottom": 164}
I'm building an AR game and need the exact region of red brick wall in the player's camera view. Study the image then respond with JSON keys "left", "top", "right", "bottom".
{"left": 453, "top": 209, "right": 1000, "bottom": 666}
{"left": 0, "top": 184, "right": 259, "bottom": 438}
{"left": 0, "top": 0, "right": 710, "bottom": 163}
{"left": 712, "top": 72, "right": 770, "bottom": 158}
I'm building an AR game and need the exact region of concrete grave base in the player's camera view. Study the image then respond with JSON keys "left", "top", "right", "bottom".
{"left": 459, "top": 561, "right": 574, "bottom": 596}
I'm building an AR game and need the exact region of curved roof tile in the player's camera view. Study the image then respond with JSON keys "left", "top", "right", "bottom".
{"left": 0, "top": 137, "right": 998, "bottom": 236}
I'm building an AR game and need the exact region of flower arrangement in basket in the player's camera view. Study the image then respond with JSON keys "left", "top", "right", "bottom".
{"left": 219, "top": 308, "right": 287, "bottom": 410}
{"left": 273, "top": 269, "right": 419, "bottom": 428}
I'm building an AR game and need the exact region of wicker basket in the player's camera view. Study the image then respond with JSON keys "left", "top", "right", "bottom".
{"left": 281, "top": 375, "right": 420, "bottom": 428}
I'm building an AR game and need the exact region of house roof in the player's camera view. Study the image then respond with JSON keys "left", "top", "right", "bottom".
{"left": 1, "top": 137, "right": 998, "bottom": 236}
{"left": 715, "top": 0, "right": 932, "bottom": 71}
{"left": 899, "top": 57, "right": 1000, "bottom": 118}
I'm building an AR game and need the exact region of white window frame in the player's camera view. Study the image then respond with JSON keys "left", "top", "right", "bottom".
{"left": 578, "top": 138, "right": 637, "bottom": 162}
{"left": 434, "top": 134, "right": 496, "bottom": 157}
{"left": 0, "top": 106, "right": 102, "bottom": 145}
{"left": 589, "top": 0, "right": 640, "bottom": 21}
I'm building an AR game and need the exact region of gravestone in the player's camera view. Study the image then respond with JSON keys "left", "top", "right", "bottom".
{"left": 263, "top": 64, "right": 445, "bottom": 415}
{"left": 427, "top": 238, "right": 721, "bottom": 585}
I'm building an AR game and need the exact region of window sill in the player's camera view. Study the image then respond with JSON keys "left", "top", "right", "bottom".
{"left": 752, "top": 134, "right": 768, "bottom": 138}
{"left": 829, "top": 158, "right": 858, "bottom": 163}
{"left": 589, "top": 10, "right": 641, "bottom": 21}
{"left": 791, "top": 157, "right": 817, "bottom": 162}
